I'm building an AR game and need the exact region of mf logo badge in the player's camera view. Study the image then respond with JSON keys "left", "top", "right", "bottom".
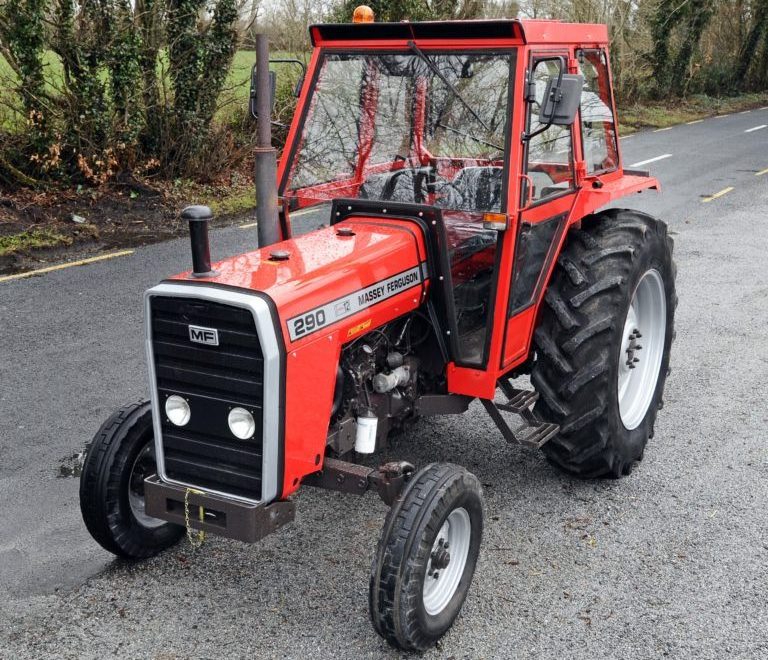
{"left": 188, "top": 324, "right": 219, "bottom": 346}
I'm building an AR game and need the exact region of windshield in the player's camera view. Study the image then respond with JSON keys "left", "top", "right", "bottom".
{"left": 282, "top": 50, "right": 514, "bottom": 214}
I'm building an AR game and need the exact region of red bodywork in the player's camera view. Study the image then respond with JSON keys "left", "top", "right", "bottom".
{"left": 170, "top": 19, "right": 659, "bottom": 499}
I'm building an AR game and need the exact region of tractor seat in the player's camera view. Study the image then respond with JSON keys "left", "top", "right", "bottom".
{"left": 437, "top": 166, "right": 503, "bottom": 213}
{"left": 359, "top": 167, "right": 431, "bottom": 204}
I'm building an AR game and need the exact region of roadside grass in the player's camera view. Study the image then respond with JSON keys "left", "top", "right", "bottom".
{"left": 619, "top": 91, "right": 768, "bottom": 133}
{"left": 169, "top": 176, "right": 257, "bottom": 219}
{"left": 0, "top": 229, "right": 72, "bottom": 257}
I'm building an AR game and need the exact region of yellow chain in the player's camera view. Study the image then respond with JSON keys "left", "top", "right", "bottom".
{"left": 184, "top": 488, "right": 206, "bottom": 549}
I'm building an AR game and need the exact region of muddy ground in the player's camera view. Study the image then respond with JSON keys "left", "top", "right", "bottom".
{"left": 0, "top": 182, "right": 254, "bottom": 276}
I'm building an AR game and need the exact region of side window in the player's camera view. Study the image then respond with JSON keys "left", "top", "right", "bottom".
{"left": 578, "top": 49, "right": 619, "bottom": 174}
{"left": 525, "top": 58, "right": 575, "bottom": 204}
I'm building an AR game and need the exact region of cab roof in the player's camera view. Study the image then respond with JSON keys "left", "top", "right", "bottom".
{"left": 309, "top": 19, "right": 609, "bottom": 47}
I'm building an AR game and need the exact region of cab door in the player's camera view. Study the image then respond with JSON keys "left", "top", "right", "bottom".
{"left": 501, "top": 53, "right": 579, "bottom": 367}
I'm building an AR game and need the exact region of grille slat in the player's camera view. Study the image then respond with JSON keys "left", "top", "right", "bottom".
{"left": 163, "top": 431, "right": 262, "bottom": 468}
{"left": 151, "top": 296, "right": 264, "bottom": 501}
{"left": 151, "top": 297, "right": 257, "bottom": 330}
{"left": 156, "top": 360, "right": 263, "bottom": 398}
{"left": 164, "top": 455, "right": 262, "bottom": 494}
{"left": 153, "top": 339, "right": 263, "bottom": 371}
{"left": 153, "top": 317, "right": 262, "bottom": 351}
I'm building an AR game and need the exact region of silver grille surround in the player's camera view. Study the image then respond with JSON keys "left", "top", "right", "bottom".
{"left": 144, "top": 282, "right": 282, "bottom": 504}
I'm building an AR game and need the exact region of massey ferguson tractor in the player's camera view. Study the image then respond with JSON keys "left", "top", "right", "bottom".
{"left": 80, "top": 14, "right": 676, "bottom": 651}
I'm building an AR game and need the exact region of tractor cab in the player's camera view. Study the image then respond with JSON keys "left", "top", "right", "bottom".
{"left": 272, "top": 19, "right": 648, "bottom": 395}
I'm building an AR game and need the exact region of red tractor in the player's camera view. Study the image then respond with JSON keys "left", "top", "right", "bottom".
{"left": 80, "top": 15, "right": 676, "bottom": 652}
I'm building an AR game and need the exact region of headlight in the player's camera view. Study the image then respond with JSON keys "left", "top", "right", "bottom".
{"left": 165, "top": 395, "right": 191, "bottom": 426}
{"left": 228, "top": 407, "right": 256, "bottom": 440}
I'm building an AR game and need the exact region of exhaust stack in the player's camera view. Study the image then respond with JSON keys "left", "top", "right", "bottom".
{"left": 254, "top": 33, "right": 281, "bottom": 248}
{"left": 182, "top": 205, "right": 216, "bottom": 277}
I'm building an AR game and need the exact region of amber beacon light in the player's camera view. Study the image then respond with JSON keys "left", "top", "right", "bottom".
{"left": 353, "top": 5, "right": 375, "bottom": 22}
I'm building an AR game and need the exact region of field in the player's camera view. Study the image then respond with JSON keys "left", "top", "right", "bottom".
{"left": 0, "top": 50, "right": 304, "bottom": 130}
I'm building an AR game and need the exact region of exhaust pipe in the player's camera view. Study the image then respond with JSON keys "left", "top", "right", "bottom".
{"left": 254, "top": 33, "right": 281, "bottom": 248}
{"left": 182, "top": 205, "right": 216, "bottom": 277}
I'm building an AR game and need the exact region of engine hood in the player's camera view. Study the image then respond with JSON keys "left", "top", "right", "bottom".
{"left": 169, "top": 218, "right": 429, "bottom": 346}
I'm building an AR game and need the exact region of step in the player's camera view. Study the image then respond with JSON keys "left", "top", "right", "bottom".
{"left": 481, "top": 384, "right": 560, "bottom": 450}
{"left": 496, "top": 388, "right": 539, "bottom": 414}
{"left": 516, "top": 422, "right": 560, "bottom": 449}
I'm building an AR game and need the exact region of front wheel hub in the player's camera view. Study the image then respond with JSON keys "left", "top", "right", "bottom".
{"left": 422, "top": 508, "right": 471, "bottom": 615}
{"left": 430, "top": 541, "right": 451, "bottom": 571}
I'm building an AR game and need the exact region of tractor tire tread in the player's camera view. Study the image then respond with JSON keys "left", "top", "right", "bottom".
{"left": 79, "top": 399, "right": 183, "bottom": 559}
{"left": 531, "top": 209, "right": 676, "bottom": 478}
{"left": 369, "top": 463, "right": 483, "bottom": 652}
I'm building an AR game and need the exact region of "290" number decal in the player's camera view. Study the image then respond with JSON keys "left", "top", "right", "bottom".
{"left": 290, "top": 309, "right": 327, "bottom": 338}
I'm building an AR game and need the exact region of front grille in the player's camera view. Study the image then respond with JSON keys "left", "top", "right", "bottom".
{"left": 150, "top": 296, "right": 264, "bottom": 501}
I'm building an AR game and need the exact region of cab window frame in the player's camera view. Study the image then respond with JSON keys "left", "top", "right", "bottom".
{"left": 520, "top": 52, "right": 577, "bottom": 210}
{"left": 577, "top": 48, "right": 620, "bottom": 177}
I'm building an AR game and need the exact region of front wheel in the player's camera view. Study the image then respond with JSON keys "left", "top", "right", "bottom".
{"left": 79, "top": 400, "right": 184, "bottom": 559}
{"left": 369, "top": 463, "right": 484, "bottom": 652}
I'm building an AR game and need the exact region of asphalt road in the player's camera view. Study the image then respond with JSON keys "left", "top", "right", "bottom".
{"left": 1, "top": 108, "right": 768, "bottom": 659}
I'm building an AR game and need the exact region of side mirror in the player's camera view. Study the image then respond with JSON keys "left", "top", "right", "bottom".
{"left": 250, "top": 58, "right": 307, "bottom": 120}
{"left": 250, "top": 65, "right": 276, "bottom": 120}
{"left": 293, "top": 73, "right": 305, "bottom": 98}
{"left": 539, "top": 74, "right": 583, "bottom": 126}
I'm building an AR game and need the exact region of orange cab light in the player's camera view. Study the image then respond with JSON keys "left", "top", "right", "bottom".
{"left": 483, "top": 212, "right": 508, "bottom": 231}
{"left": 353, "top": 5, "right": 375, "bottom": 23}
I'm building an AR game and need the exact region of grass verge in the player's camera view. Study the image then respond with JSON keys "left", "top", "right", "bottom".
{"left": 0, "top": 229, "right": 72, "bottom": 257}
{"left": 619, "top": 92, "right": 768, "bottom": 133}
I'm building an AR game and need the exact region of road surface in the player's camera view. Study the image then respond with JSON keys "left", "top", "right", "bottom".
{"left": 1, "top": 108, "right": 768, "bottom": 659}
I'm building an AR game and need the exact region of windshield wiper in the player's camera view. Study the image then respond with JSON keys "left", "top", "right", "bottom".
{"left": 407, "top": 40, "right": 491, "bottom": 133}
{"left": 437, "top": 122, "right": 502, "bottom": 152}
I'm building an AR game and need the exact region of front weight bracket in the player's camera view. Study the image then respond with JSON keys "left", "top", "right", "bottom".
{"left": 303, "top": 457, "right": 415, "bottom": 506}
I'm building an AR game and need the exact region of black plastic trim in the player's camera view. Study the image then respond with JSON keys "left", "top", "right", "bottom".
{"left": 309, "top": 20, "right": 525, "bottom": 46}
{"left": 330, "top": 199, "right": 459, "bottom": 363}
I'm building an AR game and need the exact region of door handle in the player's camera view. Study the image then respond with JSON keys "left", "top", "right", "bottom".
{"left": 519, "top": 173, "right": 534, "bottom": 211}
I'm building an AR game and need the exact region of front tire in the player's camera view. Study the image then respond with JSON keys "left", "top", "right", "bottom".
{"left": 369, "top": 463, "right": 484, "bottom": 651}
{"left": 79, "top": 400, "right": 184, "bottom": 559}
{"left": 531, "top": 209, "right": 676, "bottom": 478}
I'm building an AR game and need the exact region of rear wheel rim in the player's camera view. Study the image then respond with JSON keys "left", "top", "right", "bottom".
{"left": 128, "top": 443, "right": 166, "bottom": 529}
{"left": 617, "top": 268, "right": 667, "bottom": 430}
{"left": 422, "top": 507, "right": 471, "bottom": 616}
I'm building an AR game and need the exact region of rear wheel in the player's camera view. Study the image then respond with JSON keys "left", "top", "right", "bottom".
{"left": 531, "top": 209, "right": 676, "bottom": 477}
{"left": 369, "top": 463, "right": 483, "bottom": 651}
{"left": 80, "top": 400, "right": 184, "bottom": 559}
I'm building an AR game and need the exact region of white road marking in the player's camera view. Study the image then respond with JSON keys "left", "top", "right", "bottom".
{"left": 745, "top": 125, "right": 767, "bottom": 133}
{"left": 686, "top": 119, "right": 703, "bottom": 125}
{"left": 756, "top": 167, "right": 768, "bottom": 177}
{"left": 630, "top": 154, "right": 673, "bottom": 167}
{"left": 654, "top": 126, "right": 673, "bottom": 133}
{"left": 739, "top": 110, "right": 752, "bottom": 114}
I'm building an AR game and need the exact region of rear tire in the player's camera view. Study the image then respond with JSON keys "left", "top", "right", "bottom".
{"left": 531, "top": 209, "right": 676, "bottom": 478}
{"left": 79, "top": 400, "right": 184, "bottom": 559}
{"left": 369, "top": 463, "right": 483, "bottom": 651}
